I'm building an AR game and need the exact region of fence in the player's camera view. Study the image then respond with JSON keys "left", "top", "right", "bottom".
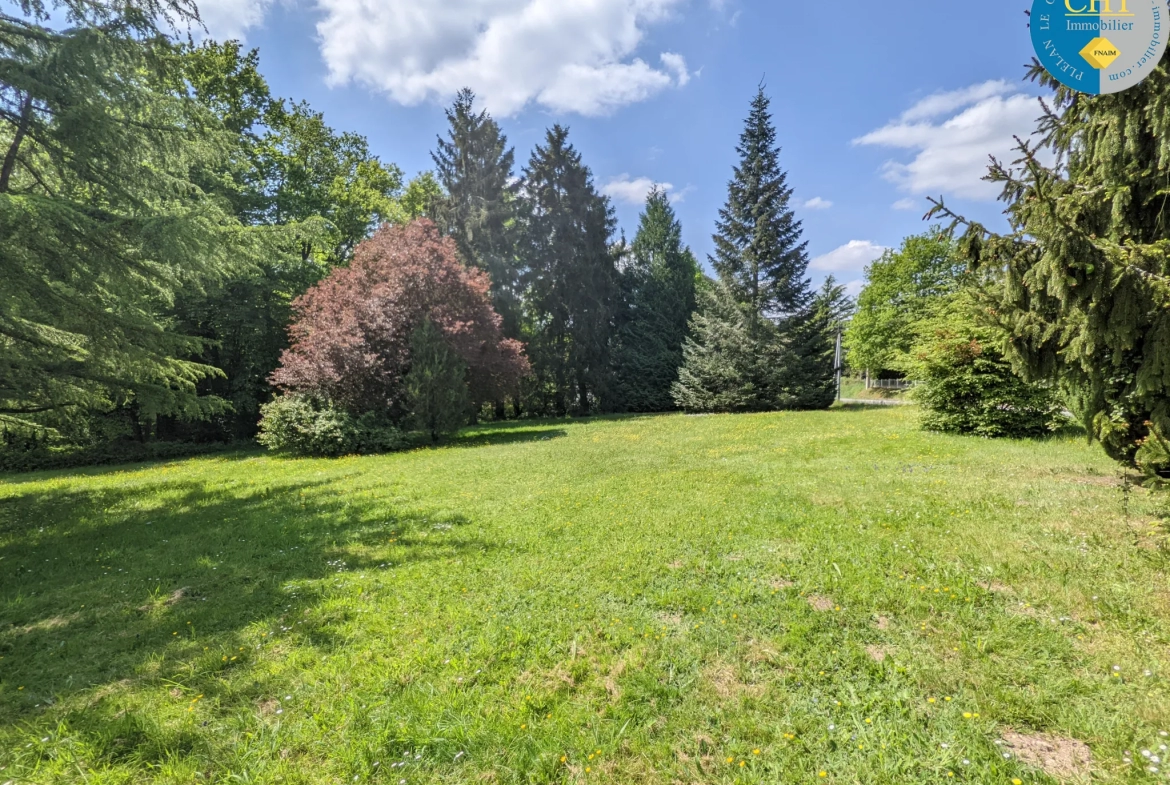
{"left": 865, "top": 377, "right": 916, "bottom": 391}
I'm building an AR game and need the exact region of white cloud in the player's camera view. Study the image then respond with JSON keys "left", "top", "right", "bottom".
{"left": 602, "top": 174, "right": 676, "bottom": 205}
{"left": 811, "top": 240, "right": 888, "bottom": 273}
{"left": 891, "top": 198, "right": 919, "bottom": 211}
{"left": 854, "top": 80, "right": 1047, "bottom": 201}
{"left": 844, "top": 279, "right": 865, "bottom": 298}
{"left": 314, "top": 0, "right": 692, "bottom": 116}
{"left": 802, "top": 197, "right": 833, "bottom": 210}
{"left": 195, "top": 0, "right": 272, "bottom": 40}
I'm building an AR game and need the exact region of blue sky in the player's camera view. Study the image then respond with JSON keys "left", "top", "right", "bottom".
{"left": 197, "top": 0, "right": 1044, "bottom": 294}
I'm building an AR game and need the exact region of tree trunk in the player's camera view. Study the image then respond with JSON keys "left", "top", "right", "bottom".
{"left": 0, "top": 93, "right": 33, "bottom": 194}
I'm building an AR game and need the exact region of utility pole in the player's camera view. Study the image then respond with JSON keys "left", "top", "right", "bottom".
{"left": 834, "top": 327, "right": 843, "bottom": 401}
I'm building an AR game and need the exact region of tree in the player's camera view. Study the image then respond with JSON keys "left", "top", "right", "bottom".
{"left": 404, "top": 319, "right": 471, "bottom": 442}
{"left": 432, "top": 89, "right": 521, "bottom": 338}
{"left": 902, "top": 295, "right": 1065, "bottom": 439}
{"left": 169, "top": 41, "right": 407, "bottom": 440}
{"left": 611, "top": 187, "right": 699, "bottom": 412}
{"left": 271, "top": 220, "right": 529, "bottom": 419}
{"left": 782, "top": 277, "right": 854, "bottom": 410}
{"left": 712, "top": 86, "right": 810, "bottom": 318}
{"left": 519, "top": 125, "right": 618, "bottom": 416}
{"left": 0, "top": 0, "right": 245, "bottom": 436}
{"left": 671, "top": 280, "right": 788, "bottom": 413}
{"left": 846, "top": 229, "right": 965, "bottom": 376}
{"left": 929, "top": 58, "right": 1170, "bottom": 475}
{"left": 401, "top": 171, "right": 444, "bottom": 222}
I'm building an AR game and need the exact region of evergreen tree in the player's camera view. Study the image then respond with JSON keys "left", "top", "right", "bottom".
{"left": 781, "top": 277, "right": 854, "bottom": 410}
{"left": 929, "top": 58, "right": 1170, "bottom": 476}
{"left": 712, "top": 86, "right": 810, "bottom": 318}
{"left": 0, "top": 0, "right": 244, "bottom": 436}
{"left": 405, "top": 319, "right": 471, "bottom": 443}
{"left": 432, "top": 89, "right": 521, "bottom": 337}
{"left": 671, "top": 281, "right": 787, "bottom": 413}
{"left": 519, "top": 126, "right": 618, "bottom": 416}
{"left": 611, "top": 187, "right": 699, "bottom": 412}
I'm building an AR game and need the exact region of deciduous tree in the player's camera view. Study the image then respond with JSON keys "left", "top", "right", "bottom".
{"left": 271, "top": 220, "right": 529, "bottom": 419}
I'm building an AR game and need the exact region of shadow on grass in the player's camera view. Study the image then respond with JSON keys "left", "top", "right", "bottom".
{"left": 443, "top": 427, "right": 568, "bottom": 450}
{"left": 0, "top": 472, "right": 493, "bottom": 741}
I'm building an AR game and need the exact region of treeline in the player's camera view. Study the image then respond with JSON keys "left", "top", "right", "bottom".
{"left": 1, "top": 1, "right": 846, "bottom": 467}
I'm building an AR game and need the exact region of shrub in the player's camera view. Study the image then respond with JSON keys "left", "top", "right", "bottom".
{"left": 904, "top": 300, "right": 1066, "bottom": 439}
{"left": 257, "top": 395, "right": 405, "bottom": 457}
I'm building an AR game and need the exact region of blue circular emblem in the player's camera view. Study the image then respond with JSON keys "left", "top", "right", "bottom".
{"left": 1031, "top": 0, "right": 1168, "bottom": 94}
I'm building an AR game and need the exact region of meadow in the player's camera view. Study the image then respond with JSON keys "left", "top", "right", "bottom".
{"left": 1, "top": 407, "right": 1168, "bottom": 784}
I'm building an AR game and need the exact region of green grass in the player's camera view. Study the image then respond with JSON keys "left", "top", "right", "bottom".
{"left": 839, "top": 378, "right": 909, "bottom": 401}
{"left": 1, "top": 408, "right": 1168, "bottom": 784}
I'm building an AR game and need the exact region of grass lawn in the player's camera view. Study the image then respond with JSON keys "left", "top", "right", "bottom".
{"left": 2, "top": 407, "right": 1169, "bottom": 784}
{"left": 838, "top": 379, "right": 909, "bottom": 402}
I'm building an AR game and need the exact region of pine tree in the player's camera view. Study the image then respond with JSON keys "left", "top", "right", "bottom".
{"left": 519, "top": 126, "right": 618, "bottom": 416}
{"left": 781, "top": 277, "right": 854, "bottom": 410}
{"left": 0, "top": 0, "right": 244, "bottom": 436}
{"left": 929, "top": 58, "right": 1170, "bottom": 476}
{"left": 712, "top": 86, "right": 810, "bottom": 318}
{"left": 611, "top": 187, "right": 699, "bottom": 412}
{"left": 432, "top": 89, "right": 521, "bottom": 338}
{"left": 671, "top": 281, "right": 787, "bottom": 413}
{"left": 405, "top": 319, "right": 471, "bottom": 443}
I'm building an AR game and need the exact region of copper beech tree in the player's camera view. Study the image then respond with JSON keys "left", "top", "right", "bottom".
{"left": 271, "top": 220, "right": 530, "bottom": 418}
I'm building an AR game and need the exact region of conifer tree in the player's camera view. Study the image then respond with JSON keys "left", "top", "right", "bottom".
{"left": 405, "top": 319, "right": 471, "bottom": 443}
{"left": 712, "top": 86, "right": 810, "bottom": 318}
{"left": 781, "top": 277, "right": 854, "bottom": 410}
{"left": 432, "top": 89, "right": 521, "bottom": 337}
{"left": 929, "top": 59, "right": 1170, "bottom": 476}
{"left": 519, "top": 126, "right": 618, "bottom": 415}
{"left": 0, "top": 0, "right": 243, "bottom": 435}
{"left": 611, "top": 187, "right": 699, "bottom": 412}
{"left": 671, "top": 281, "right": 787, "bottom": 413}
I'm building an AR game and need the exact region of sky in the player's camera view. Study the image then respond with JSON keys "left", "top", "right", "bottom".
{"left": 193, "top": 0, "right": 1045, "bottom": 296}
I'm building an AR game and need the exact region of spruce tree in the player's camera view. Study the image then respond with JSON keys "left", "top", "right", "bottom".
{"left": 611, "top": 187, "right": 699, "bottom": 412}
{"left": 672, "top": 280, "right": 788, "bottom": 413}
{"left": 432, "top": 89, "right": 521, "bottom": 338}
{"left": 781, "top": 277, "right": 854, "bottom": 410}
{"left": 519, "top": 126, "right": 618, "bottom": 416}
{"left": 405, "top": 319, "right": 471, "bottom": 443}
{"left": 712, "top": 86, "right": 810, "bottom": 318}
{"left": 929, "top": 58, "right": 1170, "bottom": 476}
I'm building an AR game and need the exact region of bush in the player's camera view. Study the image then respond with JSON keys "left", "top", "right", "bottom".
{"left": 904, "top": 300, "right": 1066, "bottom": 439}
{"left": 257, "top": 395, "right": 405, "bottom": 457}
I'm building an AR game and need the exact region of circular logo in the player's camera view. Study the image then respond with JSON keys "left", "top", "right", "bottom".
{"left": 1031, "top": 0, "right": 1168, "bottom": 94}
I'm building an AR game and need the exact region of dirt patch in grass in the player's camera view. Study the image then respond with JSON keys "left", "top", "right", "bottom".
{"left": 667, "top": 560, "right": 683, "bottom": 569}
{"left": 705, "top": 661, "right": 765, "bottom": 700}
{"left": 770, "top": 578, "right": 794, "bottom": 590}
{"left": 519, "top": 663, "right": 576, "bottom": 692}
{"left": 744, "top": 639, "right": 783, "bottom": 666}
{"left": 1001, "top": 731, "right": 1091, "bottom": 780}
{"left": 866, "top": 645, "right": 890, "bottom": 663}
{"left": 874, "top": 615, "right": 891, "bottom": 630}
{"left": 258, "top": 698, "right": 281, "bottom": 716}
{"left": 807, "top": 595, "right": 834, "bottom": 612}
